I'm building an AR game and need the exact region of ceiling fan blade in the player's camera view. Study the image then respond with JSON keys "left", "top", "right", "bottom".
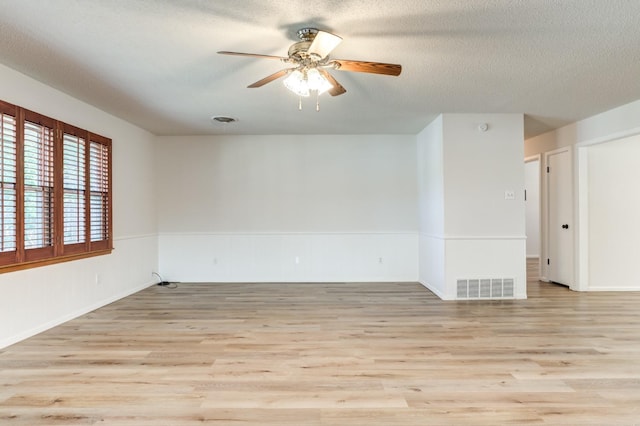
{"left": 247, "top": 69, "right": 290, "bottom": 88}
{"left": 318, "top": 69, "right": 346, "bottom": 96}
{"left": 332, "top": 59, "right": 402, "bottom": 76}
{"left": 217, "top": 51, "right": 288, "bottom": 61}
{"left": 308, "top": 31, "right": 342, "bottom": 59}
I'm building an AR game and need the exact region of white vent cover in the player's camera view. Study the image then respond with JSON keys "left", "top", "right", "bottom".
{"left": 456, "top": 278, "right": 515, "bottom": 299}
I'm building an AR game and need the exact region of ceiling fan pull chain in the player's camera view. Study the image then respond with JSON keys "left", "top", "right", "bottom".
{"left": 298, "top": 96, "right": 303, "bottom": 111}
{"left": 316, "top": 92, "right": 320, "bottom": 112}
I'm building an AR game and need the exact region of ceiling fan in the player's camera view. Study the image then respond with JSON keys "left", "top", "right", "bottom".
{"left": 218, "top": 28, "right": 402, "bottom": 109}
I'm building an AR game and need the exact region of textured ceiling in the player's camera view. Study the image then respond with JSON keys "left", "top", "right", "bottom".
{"left": 1, "top": 0, "right": 640, "bottom": 138}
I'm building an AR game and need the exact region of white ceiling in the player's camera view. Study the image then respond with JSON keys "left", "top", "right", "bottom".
{"left": 1, "top": 0, "right": 640, "bottom": 139}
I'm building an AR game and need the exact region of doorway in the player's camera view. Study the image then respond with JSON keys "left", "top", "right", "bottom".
{"left": 578, "top": 134, "right": 640, "bottom": 290}
{"left": 524, "top": 156, "right": 541, "bottom": 280}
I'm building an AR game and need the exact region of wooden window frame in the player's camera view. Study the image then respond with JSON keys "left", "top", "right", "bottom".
{"left": 0, "top": 101, "right": 18, "bottom": 266}
{"left": 0, "top": 99, "right": 113, "bottom": 273}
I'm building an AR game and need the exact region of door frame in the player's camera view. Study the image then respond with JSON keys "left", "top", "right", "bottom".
{"left": 524, "top": 154, "right": 542, "bottom": 279}
{"left": 575, "top": 128, "right": 640, "bottom": 291}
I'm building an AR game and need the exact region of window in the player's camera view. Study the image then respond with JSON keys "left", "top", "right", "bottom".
{"left": 0, "top": 99, "right": 112, "bottom": 272}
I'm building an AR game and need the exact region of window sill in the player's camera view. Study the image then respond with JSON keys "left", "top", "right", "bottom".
{"left": 0, "top": 248, "right": 114, "bottom": 274}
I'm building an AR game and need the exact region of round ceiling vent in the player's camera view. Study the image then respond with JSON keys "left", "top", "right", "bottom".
{"left": 211, "top": 116, "right": 238, "bottom": 124}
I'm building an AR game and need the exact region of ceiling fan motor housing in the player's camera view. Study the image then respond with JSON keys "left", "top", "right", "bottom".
{"left": 296, "top": 27, "right": 319, "bottom": 41}
{"left": 288, "top": 41, "right": 313, "bottom": 61}
{"left": 289, "top": 28, "right": 325, "bottom": 62}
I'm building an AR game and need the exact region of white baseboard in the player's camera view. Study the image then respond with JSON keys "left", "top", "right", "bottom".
{"left": 418, "top": 280, "right": 449, "bottom": 300}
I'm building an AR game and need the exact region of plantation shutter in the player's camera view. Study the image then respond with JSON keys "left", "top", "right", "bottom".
{"left": 62, "top": 126, "right": 87, "bottom": 254}
{"left": 0, "top": 102, "right": 18, "bottom": 263}
{"left": 23, "top": 111, "right": 55, "bottom": 261}
{"left": 89, "top": 134, "right": 111, "bottom": 250}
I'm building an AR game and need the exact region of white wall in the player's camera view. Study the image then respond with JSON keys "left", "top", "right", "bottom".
{"left": 156, "top": 134, "right": 419, "bottom": 282}
{"left": 524, "top": 159, "right": 541, "bottom": 257}
{"left": 587, "top": 135, "right": 640, "bottom": 290}
{"left": 526, "top": 98, "right": 640, "bottom": 291}
{"left": 0, "top": 64, "right": 158, "bottom": 348}
{"left": 417, "top": 116, "right": 446, "bottom": 296}
{"left": 418, "top": 114, "right": 527, "bottom": 299}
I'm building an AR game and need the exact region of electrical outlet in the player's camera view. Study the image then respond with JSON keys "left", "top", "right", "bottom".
{"left": 504, "top": 190, "right": 515, "bottom": 200}
{"left": 95, "top": 273, "right": 101, "bottom": 285}
{"left": 378, "top": 257, "right": 383, "bottom": 264}
{"left": 295, "top": 256, "right": 300, "bottom": 264}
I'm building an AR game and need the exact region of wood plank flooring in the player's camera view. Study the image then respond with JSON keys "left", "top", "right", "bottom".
{"left": 2, "top": 265, "right": 640, "bottom": 425}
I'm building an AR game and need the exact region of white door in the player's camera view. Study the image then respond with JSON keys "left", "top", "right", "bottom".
{"left": 547, "top": 149, "right": 573, "bottom": 285}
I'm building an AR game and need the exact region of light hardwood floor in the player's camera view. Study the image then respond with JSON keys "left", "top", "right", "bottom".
{"left": 1, "top": 263, "right": 640, "bottom": 425}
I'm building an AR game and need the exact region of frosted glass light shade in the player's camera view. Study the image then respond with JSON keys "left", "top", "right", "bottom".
{"left": 306, "top": 68, "right": 333, "bottom": 95}
{"left": 283, "top": 70, "right": 309, "bottom": 97}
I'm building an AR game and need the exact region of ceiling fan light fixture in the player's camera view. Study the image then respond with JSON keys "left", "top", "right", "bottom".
{"left": 283, "top": 69, "right": 310, "bottom": 97}
{"left": 306, "top": 68, "right": 333, "bottom": 94}
{"left": 284, "top": 67, "right": 333, "bottom": 97}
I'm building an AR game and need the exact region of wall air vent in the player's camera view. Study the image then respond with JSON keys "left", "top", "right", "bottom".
{"left": 456, "top": 278, "right": 515, "bottom": 299}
